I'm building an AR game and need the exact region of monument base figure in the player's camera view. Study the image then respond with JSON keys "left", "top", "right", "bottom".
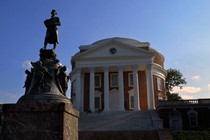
{"left": 18, "top": 49, "right": 71, "bottom": 104}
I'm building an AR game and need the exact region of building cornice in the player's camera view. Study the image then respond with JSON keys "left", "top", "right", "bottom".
{"left": 72, "top": 39, "right": 153, "bottom": 60}
{"left": 152, "top": 63, "right": 167, "bottom": 79}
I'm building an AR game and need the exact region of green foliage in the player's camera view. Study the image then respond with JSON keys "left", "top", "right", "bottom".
{"left": 166, "top": 92, "right": 182, "bottom": 101}
{"left": 165, "top": 68, "right": 187, "bottom": 101}
{"left": 166, "top": 69, "right": 187, "bottom": 92}
{"left": 173, "top": 131, "right": 210, "bottom": 140}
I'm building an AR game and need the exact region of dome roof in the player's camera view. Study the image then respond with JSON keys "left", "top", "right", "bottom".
{"left": 91, "top": 37, "right": 144, "bottom": 46}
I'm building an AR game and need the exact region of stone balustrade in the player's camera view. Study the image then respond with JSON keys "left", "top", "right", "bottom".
{"left": 157, "top": 98, "right": 210, "bottom": 108}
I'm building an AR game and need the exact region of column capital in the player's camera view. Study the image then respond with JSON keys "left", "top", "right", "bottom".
{"left": 103, "top": 66, "right": 109, "bottom": 71}
{"left": 89, "top": 67, "right": 95, "bottom": 72}
{"left": 132, "top": 65, "right": 139, "bottom": 70}
{"left": 147, "top": 64, "right": 153, "bottom": 70}
{"left": 118, "top": 65, "right": 124, "bottom": 70}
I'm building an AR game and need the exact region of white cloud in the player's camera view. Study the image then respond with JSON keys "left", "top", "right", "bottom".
{"left": 208, "top": 84, "right": 210, "bottom": 90}
{"left": 22, "top": 60, "right": 32, "bottom": 69}
{"left": 172, "top": 86, "right": 201, "bottom": 94}
{"left": 180, "top": 94, "right": 196, "bottom": 99}
{"left": 192, "top": 75, "right": 200, "bottom": 80}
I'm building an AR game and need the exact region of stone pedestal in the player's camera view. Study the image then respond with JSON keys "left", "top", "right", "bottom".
{"left": 1, "top": 101, "right": 79, "bottom": 140}
{"left": 0, "top": 49, "right": 79, "bottom": 139}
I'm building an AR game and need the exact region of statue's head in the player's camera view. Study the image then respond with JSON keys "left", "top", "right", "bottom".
{"left": 60, "top": 66, "right": 67, "bottom": 72}
{"left": 51, "top": 9, "right": 57, "bottom": 16}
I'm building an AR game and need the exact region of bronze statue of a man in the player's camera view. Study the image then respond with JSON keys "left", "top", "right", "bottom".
{"left": 43, "top": 9, "right": 61, "bottom": 50}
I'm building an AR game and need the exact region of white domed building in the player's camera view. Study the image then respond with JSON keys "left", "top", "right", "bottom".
{"left": 69, "top": 37, "right": 166, "bottom": 112}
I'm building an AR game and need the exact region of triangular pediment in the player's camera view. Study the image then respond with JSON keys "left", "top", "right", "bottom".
{"left": 73, "top": 39, "right": 154, "bottom": 60}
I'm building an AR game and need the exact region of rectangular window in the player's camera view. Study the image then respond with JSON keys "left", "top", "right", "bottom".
{"left": 110, "top": 73, "right": 118, "bottom": 87}
{"left": 157, "top": 77, "right": 162, "bottom": 91}
{"left": 95, "top": 74, "right": 101, "bottom": 88}
{"left": 128, "top": 73, "right": 133, "bottom": 87}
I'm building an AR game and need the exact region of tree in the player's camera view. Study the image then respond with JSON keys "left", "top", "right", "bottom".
{"left": 166, "top": 92, "right": 182, "bottom": 101}
{"left": 165, "top": 68, "right": 187, "bottom": 101}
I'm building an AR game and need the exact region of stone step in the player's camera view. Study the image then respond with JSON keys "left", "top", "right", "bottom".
{"left": 79, "top": 131, "right": 160, "bottom": 140}
{"left": 79, "top": 111, "right": 159, "bottom": 131}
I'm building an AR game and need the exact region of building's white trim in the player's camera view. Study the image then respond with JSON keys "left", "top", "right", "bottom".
{"left": 157, "top": 77, "right": 162, "bottom": 91}
{"left": 153, "top": 64, "right": 167, "bottom": 79}
{"left": 73, "top": 38, "right": 153, "bottom": 60}
{"left": 76, "top": 58, "right": 153, "bottom": 68}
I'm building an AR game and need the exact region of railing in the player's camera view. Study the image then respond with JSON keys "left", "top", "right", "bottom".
{"left": 148, "top": 111, "right": 161, "bottom": 140}
{"left": 157, "top": 98, "right": 210, "bottom": 108}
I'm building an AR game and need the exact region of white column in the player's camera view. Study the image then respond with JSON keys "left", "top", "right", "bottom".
{"left": 133, "top": 65, "right": 140, "bottom": 111}
{"left": 118, "top": 66, "right": 125, "bottom": 111}
{"left": 75, "top": 67, "right": 81, "bottom": 110}
{"left": 104, "top": 67, "right": 109, "bottom": 112}
{"left": 80, "top": 73, "right": 85, "bottom": 112}
{"left": 89, "top": 67, "right": 95, "bottom": 112}
{"left": 146, "top": 64, "right": 155, "bottom": 110}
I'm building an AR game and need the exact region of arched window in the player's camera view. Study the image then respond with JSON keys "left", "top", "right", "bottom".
{"left": 169, "top": 109, "right": 182, "bottom": 130}
{"left": 187, "top": 109, "right": 198, "bottom": 128}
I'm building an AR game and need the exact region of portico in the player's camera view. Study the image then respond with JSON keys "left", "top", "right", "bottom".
{"left": 70, "top": 37, "right": 167, "bottom": 112}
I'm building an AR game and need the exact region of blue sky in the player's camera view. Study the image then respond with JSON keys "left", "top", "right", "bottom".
{"left": 1, "top": 0, "right": 210, "bottom": 103}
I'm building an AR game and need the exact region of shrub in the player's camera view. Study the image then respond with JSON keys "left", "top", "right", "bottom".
{"left": 173, "top": 131, "right": 210, "bottom": 140}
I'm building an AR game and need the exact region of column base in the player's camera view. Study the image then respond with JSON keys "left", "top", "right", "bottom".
{"left": 134, "top": 107, "right": 141, "bottom": 111}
